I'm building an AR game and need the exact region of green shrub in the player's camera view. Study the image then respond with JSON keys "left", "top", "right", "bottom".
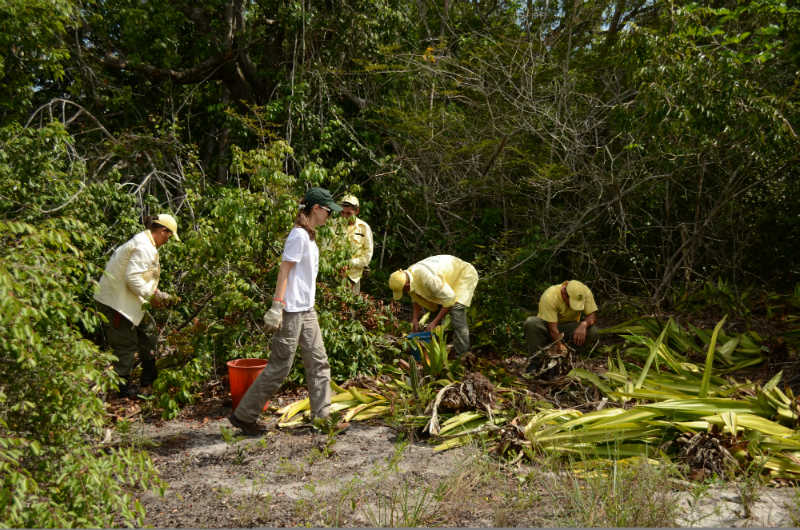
{"left": 0, "top": 219, "right": 161, "bottom": 527}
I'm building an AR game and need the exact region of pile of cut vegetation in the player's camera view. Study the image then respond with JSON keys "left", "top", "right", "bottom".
{"left": 274, "top": 317, "right": 800, "bottom": 480}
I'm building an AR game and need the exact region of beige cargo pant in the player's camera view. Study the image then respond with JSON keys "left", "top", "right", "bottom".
{"left": 233, "top": 309, "right": 331, "bottom": 423}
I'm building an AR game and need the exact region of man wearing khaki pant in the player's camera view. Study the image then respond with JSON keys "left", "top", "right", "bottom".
{"left": 388, "top": 255, "right": 479, "bottom": 356}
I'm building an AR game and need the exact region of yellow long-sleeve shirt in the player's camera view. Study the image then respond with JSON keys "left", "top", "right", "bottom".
{"left": 345, "top": 217, "right": 373, "bottom": 282}
{"left": 407, "top": 255, "right": 479, "bottom": 311}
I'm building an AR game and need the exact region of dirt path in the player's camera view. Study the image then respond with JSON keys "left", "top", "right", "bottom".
{"left": 122, "top": 399, "right": 800, "bottom": 527}
{"left": 131, "top": 417, "right": 481, "bottom": 527}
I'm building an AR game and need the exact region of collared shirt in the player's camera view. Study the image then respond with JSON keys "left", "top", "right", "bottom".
{"left": 537, "top": 282, "right": 598, "bottom": 323}
{"left": 345, "top": 217, "right": 373, "bottom": 282}
{"left": 94, "top": 230, "right": 160, "bottom": 326}
{"left": 407, "top": 255, "right": 479, "bottom": 311}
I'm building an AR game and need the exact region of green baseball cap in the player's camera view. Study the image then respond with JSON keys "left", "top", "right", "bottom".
{"left": 303, "top": 187, "right": 343, "bottom": 213}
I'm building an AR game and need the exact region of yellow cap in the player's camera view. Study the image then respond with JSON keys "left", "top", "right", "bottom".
{"left": 388, "top": 270, "right": 407, "bottom": 300}
{"left": 341, "top": 194, "right": 360, "bottom": 208}
{"left": 152, "top": 214, "right": 180, "bottom": 242}
{"left": 565, "top": 280, "right": 590, "bottom": 312}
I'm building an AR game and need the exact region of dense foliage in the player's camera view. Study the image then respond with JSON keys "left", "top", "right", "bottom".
{"left": 2, "top": 0, "right": 799, "bottom": 525}
{"left": 0, "top": 125, "right": 161, "bottom": 527}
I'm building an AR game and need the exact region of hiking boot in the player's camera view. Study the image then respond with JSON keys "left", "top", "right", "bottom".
{"left": 140, "top": 359, "right": 158, "bottom": 387}
{"left": 525, "top": 357, "right": 541, "bottom": 374}
{"left": 116, "top": 382, "right": 140, "bottom": 399}
{"left": 228, "top": 414, "right": 267, "bottom": 436}
{"left": 335, "top": 421, "right": 350, "bottom": 433}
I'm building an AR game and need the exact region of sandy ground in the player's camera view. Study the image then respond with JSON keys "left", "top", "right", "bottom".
{"left": 131, "top": 417, "right": 484, "bottom": 527}
{"left": 119, "top": 393, "right": 800, "bottom": 528}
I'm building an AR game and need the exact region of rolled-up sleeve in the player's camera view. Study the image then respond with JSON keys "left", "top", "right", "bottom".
{"left": 126, "top": 247, "right": 157, "bottom": 299}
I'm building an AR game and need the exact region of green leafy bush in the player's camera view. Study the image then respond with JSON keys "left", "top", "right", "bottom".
{"left": 0, "top": 219, "right": 161, "bottom": 527}
{"left": 0, "top": 122, "right": 162, "bottom": 527}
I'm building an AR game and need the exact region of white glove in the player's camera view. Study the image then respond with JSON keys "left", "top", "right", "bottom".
{"left": 151, "top": 290, "right": 171, "bottom": 308}
{"left": 263, "top": 300, "right": 284, "bottom": 332}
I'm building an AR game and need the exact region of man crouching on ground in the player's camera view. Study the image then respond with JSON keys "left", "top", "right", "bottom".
{"left": 524, "top": 280, "right": 599, "bottom": 372}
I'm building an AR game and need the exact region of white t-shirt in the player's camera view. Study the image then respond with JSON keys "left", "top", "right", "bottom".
{"left": 281, "top": 227, "right": 319, "bottom": 312}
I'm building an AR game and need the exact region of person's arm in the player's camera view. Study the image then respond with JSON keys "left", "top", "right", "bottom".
{"left": 572, "top": 311, "right": 597, "bottom": 346}
{"left": 263, "top": 260, "right": 295, "bottom": 332}
{"left": 412, "top": 302, "right": 423, "bottom": 332}
{"left": 425, "top": 306, "right": 451, "bottom": 332}
{"left": 273, "top": 260, "right": 296, "bottom": 302}
{"left": 547, "top": 321, "right": 562, "bottom": 342}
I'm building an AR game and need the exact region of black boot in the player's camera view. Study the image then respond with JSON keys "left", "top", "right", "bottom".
{"left": 116, "top": 379, "right": 140, "bottom": 399}
{"left": 527, "top": 356, "right": 559, "bottom": 378}
{"left": 140, "top": 358, "right": 158, "bottom": 387}
{"left": 526, "top": 353, "right": 543, "bottom": 373}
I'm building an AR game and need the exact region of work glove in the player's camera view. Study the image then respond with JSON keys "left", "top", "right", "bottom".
{"left": 263, "top": 300, "right": 285, "bottom": 332}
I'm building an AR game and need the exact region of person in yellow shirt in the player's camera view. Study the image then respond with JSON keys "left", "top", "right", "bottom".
{"left": 388, "top": 255, "right": 479, "bottom": 355}
{"left": 339, "top": 194, "right": 373, "bottom": 294}
{"left": 524, "top": 280, "right": 599, "bottom": 371}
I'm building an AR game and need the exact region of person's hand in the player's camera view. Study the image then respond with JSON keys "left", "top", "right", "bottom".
{"left": 573, "top": 323, "right": 588, "bottom": 346}
{"left": 424, "top": 322, "right": 437, "bottom": 332}
{"left": 162, "top": 293, "right": 181, "bottom": 307}
{"left": 412, "top": 319, "right": 420, "bottom": 332}
{"left": 151, "top": 290, "right": 172, "bottom": 308}
{"left": 263, "top": 300, "right": 284, "bottom": 332}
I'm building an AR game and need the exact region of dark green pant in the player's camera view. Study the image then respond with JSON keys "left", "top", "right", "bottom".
{"left": 98, "top": 303, "right": 157, "bottom": 381}
{"left": 451, "top": 303, "right": 470, "bottom": 355}
{"left": 347, "top": 278, "right": 361, "bottom": 295}
{"left": 524, "top": 316, "right": 599, "bottom": 355}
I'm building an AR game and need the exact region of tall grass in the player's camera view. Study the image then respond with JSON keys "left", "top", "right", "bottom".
{"left": 537, "top": 459, "right": 680, "bottom": 526}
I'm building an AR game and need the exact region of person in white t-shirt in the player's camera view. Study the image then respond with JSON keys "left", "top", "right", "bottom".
{"left": 229, "top": 187, "right": 342, "bottom": 435}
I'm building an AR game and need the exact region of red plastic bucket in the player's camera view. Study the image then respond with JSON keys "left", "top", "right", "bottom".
{"left": 227, "top": 358, "right": 269, "bottom": 411}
